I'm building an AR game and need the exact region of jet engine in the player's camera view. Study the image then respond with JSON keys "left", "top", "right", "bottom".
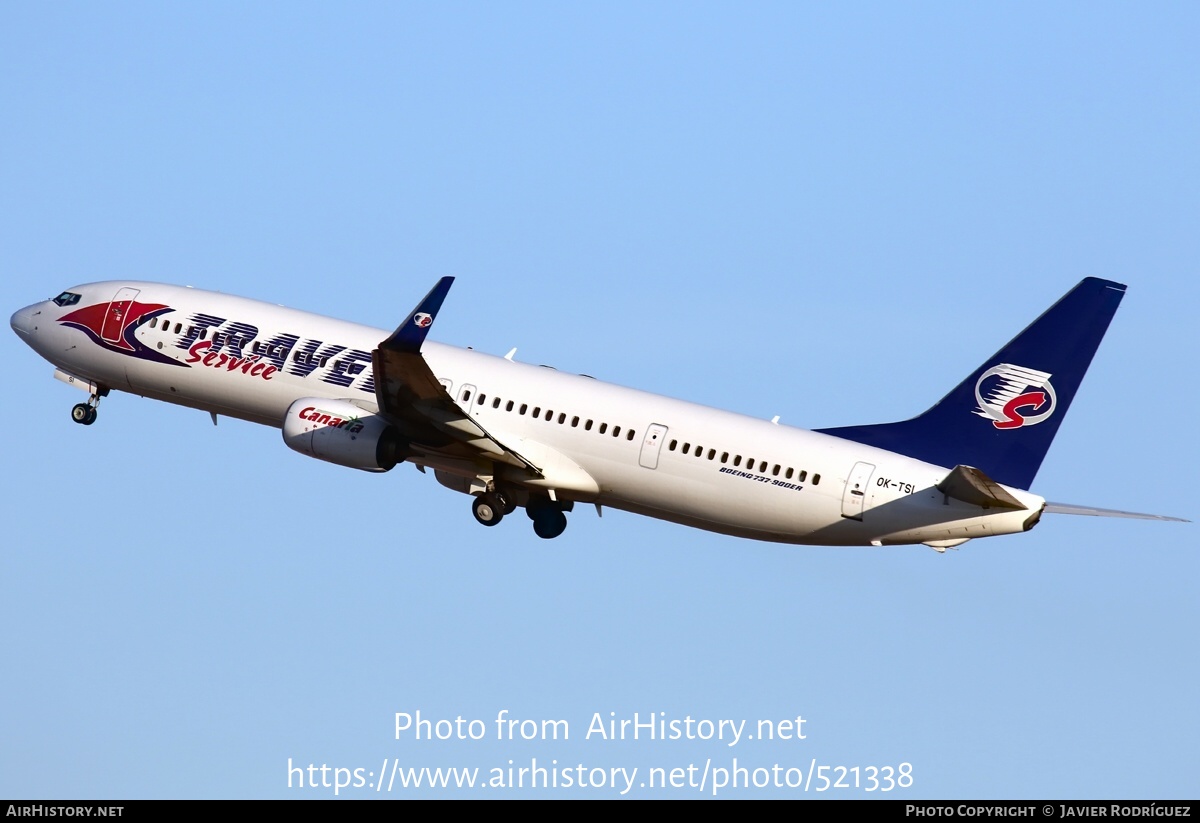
{"left": 282, "top": 398, "right": 406, "bottom": 472}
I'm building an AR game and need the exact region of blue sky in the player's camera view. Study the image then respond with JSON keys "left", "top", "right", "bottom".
{"left": 2, "top": 2, "right": 1196, "bottom": 798}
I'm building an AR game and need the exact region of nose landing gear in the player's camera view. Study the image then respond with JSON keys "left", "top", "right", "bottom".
{"left": 71, "top": 403, "right": 97, "bottom": 425}
{"left": 69, "top": 387, "right": 108, "bottom": 426}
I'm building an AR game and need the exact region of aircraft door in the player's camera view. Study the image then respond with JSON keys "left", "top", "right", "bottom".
{"left": 841, "top": 461, "right": 876, "bottom": 520}
{"left": 101, "top": 287, "right": 141, "bottom": 343}
{"left": 639, "top": 424, "right": 669, "bottom": 469}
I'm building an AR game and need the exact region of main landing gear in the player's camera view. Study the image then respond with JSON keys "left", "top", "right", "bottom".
{"left": 468, "top": 492, "right": 569, "bottom": 538}
{"left": 526, "top": 498, "right": 568, "bottom": 540}
{"left": 471, "top": 491, "right": 513, "bottom": 527}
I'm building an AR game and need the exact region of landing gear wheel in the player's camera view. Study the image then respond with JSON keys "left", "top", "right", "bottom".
{"left": 472, "top": 494, "right": 504, "bottom": 527}
{"left": 71, "top": 403, "right": 96, "bottom": 426}
{"left": 532, "top": 507, "right": 568, "bottom": 539}
{"left": 495, "top": 490, "right": 517, "bottom": 515}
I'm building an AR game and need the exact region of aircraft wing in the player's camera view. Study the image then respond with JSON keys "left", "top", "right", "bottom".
{"left": 371, "top": 277, "right": 542, "bottom": 474}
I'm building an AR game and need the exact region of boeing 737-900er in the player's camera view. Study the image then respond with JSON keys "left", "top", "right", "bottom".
{"left": 9, "top": 277, "right": 1185, "bottom": 549}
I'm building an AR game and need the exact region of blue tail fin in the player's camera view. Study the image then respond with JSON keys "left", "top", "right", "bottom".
{"left": 815, "top": 278, "right": 1126, "bottom": 490}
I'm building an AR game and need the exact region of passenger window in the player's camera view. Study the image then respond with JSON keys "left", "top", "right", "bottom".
{"left": 734, "top": 456, "right": 742, "bottom": 467}
{"left": 506, "top": 401, "right": 514, "bottom": 412}
{"left": 613, "top": 426, "right": 621, "bottom": 437}
{"left": 627, "top": 430, "right": 636, "bottom": 441}
{"left": 798, "top": 471, "right": 807, "bottom": 482}
{"left": 772, "top": 464, "right": 780, "bottom": 476}
{"left": 545, "top": 409, "right": 553, "bottom": 421}
{"left": 786, "top": 468, "right": 794, "bottom": 479}
{"left": 493, "top": 397, "right": 501, "bottom": 409}
{"left": 533, "top": 406, "right": 541, "bottom": 417}
{"left": 707, "top": 449, "right": 715, "bottom": 460}
{"left": 572, "top": 416, "right": 580, "bottom": 428}
{"left": 813, "top": 474, "right": 821, "bottom": 485}
{"left": 150, "top": 317, "right": 158, "bottom": 329}
{"left": 520, "top": 404, "right": 528, "bottom": 415}
{"left": 478, "top": 394, "right": 487, "bottom": 404}
{"left": 759, "top": 461, "right": 767, "bottom": 472}
{"left": 585, "top": 419, "right": 593, "bottom": 431}
{"left": 721, "top": 452, "right": 729, "bottom": 463}
{"left": 682, "top": 443, "right": 690, "bottom": 454}
{"left": 558, "top": 413, "right": 566, "bottom": 424}
{"left": 174, "top": 323, "right": 182, "bottom": 334}
{"left": 599, "top": 423, "right": 607, "bottom": 434}
{"left": 669, "top": 440, "right": 677, "bottom": 451}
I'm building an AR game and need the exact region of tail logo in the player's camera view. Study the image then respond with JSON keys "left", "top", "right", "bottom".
{"left": 414, "top": 312, "right": 433, "bottom": 328}
{"left": 973, "top": 363, "right": 1057, "bottom": 430}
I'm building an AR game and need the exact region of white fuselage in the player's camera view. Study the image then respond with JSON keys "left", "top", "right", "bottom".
{"left": 11, "top": 281, "right": 1045, "bottom": 547}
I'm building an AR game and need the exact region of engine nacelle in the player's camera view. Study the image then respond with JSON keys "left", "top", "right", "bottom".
{"left": 282, "top": 398, "right": 405, "bottom": 472}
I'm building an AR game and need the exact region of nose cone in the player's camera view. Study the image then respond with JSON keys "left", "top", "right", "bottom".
{"left": 11, "top": 305, "right": 35, "bottom": 337}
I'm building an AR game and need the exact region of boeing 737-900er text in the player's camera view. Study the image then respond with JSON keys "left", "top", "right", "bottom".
{"left": 10, "top": 277, "right": 1185, "bottom": 549}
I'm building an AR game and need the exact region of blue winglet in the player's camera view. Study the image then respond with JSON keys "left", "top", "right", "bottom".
{"left": 380, "top": 277, "right": 455, "bottom": 353}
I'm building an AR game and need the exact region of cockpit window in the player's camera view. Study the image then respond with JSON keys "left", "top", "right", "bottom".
{"left": 53, "top": 292, "right": 81, "bottom": 307}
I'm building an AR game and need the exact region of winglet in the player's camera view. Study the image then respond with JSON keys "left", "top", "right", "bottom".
{"left": 380, "top": 276, "right": 455, "bottom": 353}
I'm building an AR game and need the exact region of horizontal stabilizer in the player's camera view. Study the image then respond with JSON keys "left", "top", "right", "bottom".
{"left": 937, "top": 465, "right": 1028, "bottom": 510}
{"left": 1044, "top": 502, "right": 1189, "bottom": 522}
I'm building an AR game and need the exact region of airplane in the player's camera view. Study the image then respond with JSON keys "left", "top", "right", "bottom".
{"left": 9, "top": 276, "right": 1185, "bottom": 549}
